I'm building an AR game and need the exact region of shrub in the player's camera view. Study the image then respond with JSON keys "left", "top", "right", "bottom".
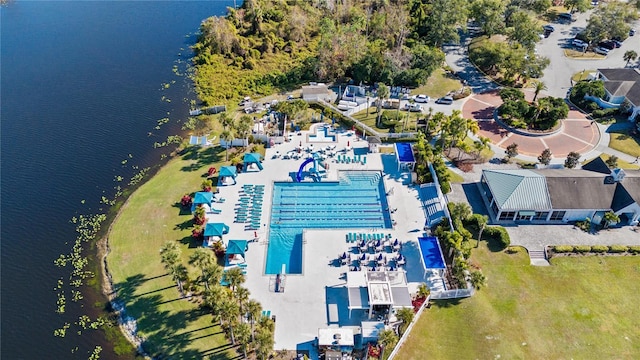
{"left": 628, "top": 246, "right": 640, "bottom": 254}
{"left": 590, "top": 245, "right": 608, "bottom": 253}
{"left": 573, "top": 245, "right": 591, "bottom": 253}
{"left": 608, "top": 245, "right": 628, "bottom": 253}
{"left": 575, "top": 218, "right": 591, "bottom": 232}
{"left": 592, "top": 108, "right": 618, "bottom": 118}
{"left": 484, "top": 226, "right": 510, "bottom": 249}
{"left": 554, "top": 245, "right": 574, "bottom": 253}
{"left": 585, "top": 101, "right": 600, "bottom": 112}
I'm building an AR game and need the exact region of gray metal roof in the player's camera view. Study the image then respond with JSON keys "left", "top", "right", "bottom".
{"left": 483, "top": 170, "right": 552, "bottom": 210}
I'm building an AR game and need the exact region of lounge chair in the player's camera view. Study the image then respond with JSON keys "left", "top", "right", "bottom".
{"left": 362, "top": 156, "right": 367, "bottom": 165}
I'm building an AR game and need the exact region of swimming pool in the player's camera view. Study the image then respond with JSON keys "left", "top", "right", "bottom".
{"left": 265, "top": 171, "right": 391, "bottom": 274}
{"left": 417, "top": 236, "right": 446, "bottom": 269}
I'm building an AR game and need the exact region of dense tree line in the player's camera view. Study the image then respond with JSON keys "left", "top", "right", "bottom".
{"left": 193, "top": 0, "right": 465, "bottom": 105}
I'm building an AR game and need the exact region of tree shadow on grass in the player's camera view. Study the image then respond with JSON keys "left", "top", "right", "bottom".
{"left": 175, "top": 219, "right": 194, "bottom": 231}
{"left": 430, "top": 298, "right": 464, "bottom": 308}
{"left": 180, "top": 146, "right": 225, "bottom": 173}
{"left": 172, "top": 202, "right": 194, "bottom": 216}
{"left": 178, "top": 235, "right": 200, "bottom": 248}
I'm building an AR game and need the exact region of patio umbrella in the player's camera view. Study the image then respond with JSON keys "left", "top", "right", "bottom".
{"left": 347, "top": 141, "right": 350, "bottom": 147}
{"left": 393, "top": 239, "right": 399, "bottom": 246}
{"left": 378, "top": 254, "right": 383, "bottom": 261}
{"left": 299, "top": 141, "right": 302, "bottom": 147}
{"left": 376, "top": 239, "right": 381, "bottom": 247}
{"left": 360, "top": 254, "right": 366, "bottom": 261}
{"left": 341, "top": 252, "right": 347, "bottom": 259}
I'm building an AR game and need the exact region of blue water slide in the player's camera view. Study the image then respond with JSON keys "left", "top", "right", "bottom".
{"left": 296, "top": 158, "right": 315, "bottom": 182}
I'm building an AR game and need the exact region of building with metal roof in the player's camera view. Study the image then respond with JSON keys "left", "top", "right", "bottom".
{"left": 480, "top": 160, "right": 640, "bottom": 225}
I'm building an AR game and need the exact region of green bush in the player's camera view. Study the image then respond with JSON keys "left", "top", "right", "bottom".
{"left": 592, "top": 108, "right": 618, "bottom": 118}
{"left": 608, "top": 245, "right": 628, "bottom": 253}
{"left": 553, "top": 245, "right": 574, "bottom": 253}
{"left": 484, "top": 226, "right": 510, "bottom": 249}
{"left": 590, "top": 245, "right": 608, "bottom": 253}
{"left": 628, "top": 246, "right": 640, "bottom": 254}
{"left": 585, "top": 101, "right": 600, "bottom": 111}
{"left": 573, "top": 245, "right": 591, "bottom": 253}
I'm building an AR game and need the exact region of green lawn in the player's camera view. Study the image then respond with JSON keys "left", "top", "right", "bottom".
{"left": 609, "top": 130, "right": 640, "bottom": 158}
{"left": 572, "top": 70, "right": 597, "bottom": 82}
{"left": 107, "top": 146, "right": 237, "bottom": 360}
{"left": 583, "top": 154, "right": 640, "bottom": 170}
{"left": 351, "top": 108, "right": 391, "bottom": 134}
{"left": 411, "top": 69, "right": 463, "bottom": 98}
{"left": 395, "top": 245, "right": 640, "bottom": 359}
{"left": 447, "top": 169, "right": 464, "bottom": 183}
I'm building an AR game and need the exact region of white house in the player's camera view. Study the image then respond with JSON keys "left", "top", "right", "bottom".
{"left": 596, "top": 68, "right": 640, "bottom": 121}
{"left": 479, "top": 157, "right": 640, "bottom": 225}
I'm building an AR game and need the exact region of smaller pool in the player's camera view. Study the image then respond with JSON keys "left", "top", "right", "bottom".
{"left": 395, "top": 142, "right": 415, "bottom": 162}
{"left": 308, "top": 126, "right": 337, "bottom": 142}
{"left": 418, "top": 237, "right": 446, "bottom": 269}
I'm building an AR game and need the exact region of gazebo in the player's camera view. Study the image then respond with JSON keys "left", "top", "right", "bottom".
{"left": 193, "top": 191, "right": 212, "bottom": 206}
{"left": 225, "top": 239, "right": 248, "bottom": 265}
{"left": 204, "top": 222, "right": 229, "bottom": 239}
{"left": 218, "top": 166, "right": 238, "bottom": 186}
{"left": 394, "top": 142, "right": 415, "bottom": 171}
{"left": 243, "top": 153, "right": 264, "bottom": 172}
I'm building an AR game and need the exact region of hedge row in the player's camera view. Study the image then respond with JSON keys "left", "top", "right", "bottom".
{"left": 552, "top": 245, "right": 640, "bottom": 254}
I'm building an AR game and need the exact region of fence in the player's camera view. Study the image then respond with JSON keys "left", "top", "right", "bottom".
{"left": 429, "top": 287, "right": 475, "bottom": 300}
{"left": 386, "top": 295, "right": 430, "bottom": 360}
{"left": 308, "top": 99, "right": 418, "bottom": 140}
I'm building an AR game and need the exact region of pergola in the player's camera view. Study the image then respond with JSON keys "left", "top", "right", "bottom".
{"left": 346, "top": 271, "right": 412, "bottom": 319}
{"left": 193, "top": 191, "right": 213, "bottom": 206}
{"left": 218, "top": 166, "right": 237, "bottom": 186}
{"left": 225, "top": 239, "right": 248, "bottom": 265}
{"left": 243, "top": 153, "right": 264, "bottom": 172}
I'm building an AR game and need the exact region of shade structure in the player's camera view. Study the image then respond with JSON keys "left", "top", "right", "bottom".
{"left": 243, "top": 152, "right": 264, "bottom": 171}
{"left": 226, "top": 240, "right": 248, "bottom": 256}
{"left": 417, "top": 236, "right": 446, "bottom": 270}
{"left": 219, "top": 166, "right": 237, "bottom": 178}
{"left": 193, "top": 191, "right": 213, "bottom": 205}
{"left": 204, "top": 223, "right": 230, "bottom": 237}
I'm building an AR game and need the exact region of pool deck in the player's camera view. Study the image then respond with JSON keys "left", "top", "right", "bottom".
{"left": 213, "top": 127, "right": 429, "bottom": 352}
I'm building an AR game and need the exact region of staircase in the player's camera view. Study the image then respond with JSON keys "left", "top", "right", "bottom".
{"left": 528, "top": 248, "right": 550, "bottom": 266}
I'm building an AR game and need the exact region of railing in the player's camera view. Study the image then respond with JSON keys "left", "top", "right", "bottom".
{"left": 429, "top": 288, "right": 475, "bottom": 300}
{"left": 387, "top": 295, "right": 430, "bottom": 360}
{"left": 308, "top": 99, "right": 419, "bottom": 139}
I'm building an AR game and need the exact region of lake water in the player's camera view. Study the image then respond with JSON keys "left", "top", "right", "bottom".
{"left": 1, "top": 1, "right": 230, "bottom": 358}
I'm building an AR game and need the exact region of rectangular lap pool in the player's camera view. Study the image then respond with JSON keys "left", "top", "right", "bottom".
{"left": 265, "top": 171, "right": 392, "bottom": 274}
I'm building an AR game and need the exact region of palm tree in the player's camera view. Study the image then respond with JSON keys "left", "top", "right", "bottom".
{"left": 237, "top": 115, "right": 253, "bottom": 150}
{"left": 470, "top": 270, "right": 487, "bottom": 290}
{"left": 254, "top": 327, "right": 274, "bottom": 360}
{"left": 171, "top": 263, "right": 189, "bottom": 294}
{"left": 204, "top": 285, "right": 229, "bottom": 324}
{"left": 234, "top": 286, "right": 250, "bottom": 318}
{"left": 476, "top": 215, "right": 488, "bottom": 248}
{"left": 235, "top": 322, "right": 252, "bottom": 359}
{"left": 602, "top": 211, "right": 620, "bottom": 229}
{"left": 377, "top": 329, "right": 398, "bottom": 359}
{"left": 417, "top": 283, "right": 430, "bottom": 299}
{"left": 159, "top": 241, "right": 180, "bottom": 269}
{"left": 532, "top": 81, "right": 547, "bottom": 102}
{"left": 623, "top": 50, "right": 638, "bottom": 67}
{"left": 219, "top": 112, "right": 234, "bottom": 131}
{"left": 219, "top": 295, "right": 240, "bottom": 344}
{"left": 246, "top": 299, "right": 262, "bottom": 342}
{"left": 220, "top": 129, "right": 234, "bottom": 161}
{"left": 376, "top": 83, "right": 390, "bottom": 127}
{"left": 473, "top": 136, "right": 490, "bottom": 159}
{"left": 396, "top": 307, "right": 414, "bottom": 335}
{"left": 189, "top": 248, "right": 215, "bottom": 289}
{"left": 225, "top": 266, "right": 245, "bottom": 292}
{"left": 200, "top": 263, "right": 223, "bottom": 291}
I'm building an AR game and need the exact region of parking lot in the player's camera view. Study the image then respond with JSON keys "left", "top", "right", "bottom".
{"left": 537, "top": 9, "right": 640, "bottom": 97}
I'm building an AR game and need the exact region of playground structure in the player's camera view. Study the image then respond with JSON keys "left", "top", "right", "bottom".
{"left": 296, "top": 153, "right": 327, "bottom": 182}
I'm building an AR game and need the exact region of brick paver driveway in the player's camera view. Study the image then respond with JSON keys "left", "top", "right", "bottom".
{"left": 462, "top": 90, "right": 600, "bottom": 157}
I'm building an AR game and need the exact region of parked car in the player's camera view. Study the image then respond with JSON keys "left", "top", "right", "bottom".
{"left": 414, "top": 94, "right": 430, "bottom": 103}
{"left": 572, "top": 39, "right": 587, "bottom": 48}
{"left": 558, "top": 13, "right": 574, "bottom": 22}
{"left": 409, "top": 103, "right": 423, "bottom": 112}
{"left": 435, "top": 96, "right": 454, "bottom": 105}
{"left": 594, "top": 47, "right": 610, "bottom": 55}
{"left": 543, "top": 24, "right": 555, "bottom": 32}
{"left": 630, "top": 29, "right": 636, "bottom": 36}
{"left": 598, "top": 40, "right": 616, "bottom": 50}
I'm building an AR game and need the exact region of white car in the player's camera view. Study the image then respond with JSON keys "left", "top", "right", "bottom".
{"left": 594, "top": 47, "right": 609, "bottom": 55}
{"left": 409, "top": 103, "right": 423, "bottom": 112}
{"left": 414, "top": 94, "right": 430, "bottom": 103}
{"left": 572, "top": 39, "right": 587, "bottom": 48}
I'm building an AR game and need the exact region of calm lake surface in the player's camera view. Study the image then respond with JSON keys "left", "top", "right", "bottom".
{"left": 1, "top": 2, "right": 230, "bottom": 358}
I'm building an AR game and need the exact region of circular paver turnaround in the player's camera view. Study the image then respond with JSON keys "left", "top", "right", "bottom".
{"left": 462, "top": 90, "right": 600, "bottom": 158}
